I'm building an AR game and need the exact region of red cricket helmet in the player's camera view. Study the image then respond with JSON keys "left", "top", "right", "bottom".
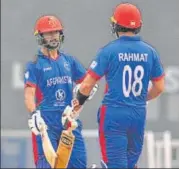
{"left": 34, "top": 15, "right": 63, "bottom": 35}
{"left": 34, "top": 15, "right": 64, "bottom": 50}
{"left": 111, "top": 3, "right": 142, "bottom": 29}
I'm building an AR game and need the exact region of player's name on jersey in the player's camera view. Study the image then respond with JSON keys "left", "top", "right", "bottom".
{"left": 47, "top": 76, "right": 72, "bottom": 87}
{"left": 118, "top": 53, "right": 148, "bottom": 62}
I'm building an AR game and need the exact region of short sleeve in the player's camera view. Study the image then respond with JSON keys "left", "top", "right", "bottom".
{"left": 87, "top": 48, "right": 109, "bottom": 80}
{"left": 24, "top": 62, "right": 37, "bottom": 88}
{"left": 151, "top": 49, "right": 165, "bottom": 81}
{"left": 71, "top": 57, "right": 86, "bottom": 84}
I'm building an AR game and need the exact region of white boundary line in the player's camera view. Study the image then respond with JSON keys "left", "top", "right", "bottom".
{"left": 1, "top": 129, "right": 170, "bottom": 138}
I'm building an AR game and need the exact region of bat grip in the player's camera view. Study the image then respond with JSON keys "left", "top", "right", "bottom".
{"left": 67, "top": 128, "right": 73, "bottom": 135}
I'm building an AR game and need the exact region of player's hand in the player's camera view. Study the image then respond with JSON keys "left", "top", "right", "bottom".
{"left": 28, "top": 110, "right": 47, "bottom": 135}
{"left": 73, "top": 83, "right": 99, "bottom": 101}
{"left": 62, "top": 106, "right": 78, "bottom": 130}
{"left": 71, "top": 99, "right": 83, "bottom": 116}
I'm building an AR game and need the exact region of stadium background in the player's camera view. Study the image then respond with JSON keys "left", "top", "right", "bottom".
{"left": 1, "top": 0, "right": 179, "bottom": 168}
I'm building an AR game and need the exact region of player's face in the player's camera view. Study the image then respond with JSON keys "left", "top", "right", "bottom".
{"left": 43, "top": 31, "right": 60, "bottom": 49}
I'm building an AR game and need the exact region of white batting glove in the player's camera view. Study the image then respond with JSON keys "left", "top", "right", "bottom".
{"left": 28, "top": 110, "right": 47, "bottom": 135}
{"left": 71, "top": 99, "right": 84, "bottom": 118}
{"left": 73, "top": 83, "right": 99, "bottom": 101}
{"left": 73, "top": 84, "right": 81, "bottom": 98}
{"left": 61, "top": 106, "right": 78, "bottom": 130}
{"left": 88, "top": 84, "right": 99, "bottom": 100}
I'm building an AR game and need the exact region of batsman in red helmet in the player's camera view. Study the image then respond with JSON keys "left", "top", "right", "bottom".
{"left": 24, "top": 15, "right": 98, "bottom": 168}
{"left": 69, "top": 3, "right": 165, "bottom": 168}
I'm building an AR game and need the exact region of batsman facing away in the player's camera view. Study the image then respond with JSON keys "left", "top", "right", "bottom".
{"left": 65, "top": 2, "right": 165, "bottom": 169}
{"left": 24, "top": 15, "right": 98, "bottom": 168}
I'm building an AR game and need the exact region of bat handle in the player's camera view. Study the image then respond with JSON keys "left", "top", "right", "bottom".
{"left": 67, "top": 128, "right": 73, "bottom": 135}
{"left": 63, "top": 128, "right": 73, "bottom": 136}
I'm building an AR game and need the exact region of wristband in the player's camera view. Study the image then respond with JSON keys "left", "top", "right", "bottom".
{"left": 76, "top": 90, "right": 89, "bottom": 105}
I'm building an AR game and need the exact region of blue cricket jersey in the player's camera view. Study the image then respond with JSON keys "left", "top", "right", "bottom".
{"left": 24, "top": 50, "right": 86, "bottom": 113}
{"left": 24, "top": 50, "right": 87, "bottom": 161}
{"left": 88, "top": 35, "right": 164, "bottom": 107}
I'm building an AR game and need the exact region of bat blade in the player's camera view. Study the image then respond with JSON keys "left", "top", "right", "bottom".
{"left": 55, "top": 130, "right": 75, "bottom": 168}
{"left": 41, "top": 126, "right": 57, "bottom": 168}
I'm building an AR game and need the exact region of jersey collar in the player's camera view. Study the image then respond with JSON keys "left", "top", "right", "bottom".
{"left": 37, "top": 49, "right": 60, "bottom": 61}
{"left": 119, "top": 35, "right": 141, "bottom": 41}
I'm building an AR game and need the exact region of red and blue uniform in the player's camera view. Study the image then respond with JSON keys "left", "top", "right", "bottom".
{"left": 88, "top": 35, "right": 164, "bottom": 168}
{"left": 24, "top": 50, "right": 87, "bottom": 168}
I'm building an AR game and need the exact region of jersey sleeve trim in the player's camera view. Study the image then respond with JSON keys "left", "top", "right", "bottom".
{"left": 24, "top": 81, "right": 36, "bottom": 88}
{"left": 87, "top": 69, "right": 101, "bottom": 80}
{"left": 151, "top": 73, "right": 165, "bottom": 81}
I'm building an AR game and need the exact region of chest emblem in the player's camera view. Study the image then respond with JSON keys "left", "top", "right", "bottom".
{"left": 64, "top": 62, "right": 70, "bottom": 71}
{"left": 55, "top": 89, "right": 66, "bottom": 101}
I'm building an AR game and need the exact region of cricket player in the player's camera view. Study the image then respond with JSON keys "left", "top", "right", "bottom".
{"left": 24, "top": 15, "right": 97, "bottom": 168}
{"left": 69, "top": 3, "right": 165, "bottom": 168}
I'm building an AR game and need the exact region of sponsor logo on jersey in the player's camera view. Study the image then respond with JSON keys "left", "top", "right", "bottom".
{"left": 43, "top": 67, "right": 52, "bottom": 72}
{"left": 55, "top": 89, "right": 66, "bottom": 101}
{"left": 64, "top": 62, "right": 70, "bottom": 71}
{"left": 54, "top": 89, "right": 67, "bottom": 107}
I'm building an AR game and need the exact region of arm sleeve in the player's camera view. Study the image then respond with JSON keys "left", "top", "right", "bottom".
{"left": 24, "top": 62, "right": 37, "bottom": 88}
{"left": 151, "top": 49, "right": 165, "bottom": 81}
{"left": 87, "top": 48, "right": 109, "bottom": 80}
{"left": 72, "top": 57, "right": 86, "bottom": 84}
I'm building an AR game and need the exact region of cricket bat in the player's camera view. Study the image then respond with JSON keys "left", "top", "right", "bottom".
{"left": 40, "top": 125, "right": 57, "bottom": 168}
{"left": 54, "top": 129, "right": 75, "bottom": 168}
{"left": 40, "top": 106, "right": 77, "bottom": 168}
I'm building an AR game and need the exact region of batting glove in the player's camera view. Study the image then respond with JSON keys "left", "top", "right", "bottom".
{"left": 62, "top": 106, "right": 78, "bottom": 130}
{"left": 88, "top": 83, "right": 99, "bottom": 100}
{"left": 73, "top": 83, "right": 99, "bottom": 101}
{"left": 28, "top": 110, "right": 47, "bottom": 135}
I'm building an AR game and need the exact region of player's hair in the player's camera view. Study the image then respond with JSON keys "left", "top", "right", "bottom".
{"left": 112, "top": 22, "right": 141, "bottom": 35}
{"left": 118, "top": 25, "right": 141, "bottom": 34}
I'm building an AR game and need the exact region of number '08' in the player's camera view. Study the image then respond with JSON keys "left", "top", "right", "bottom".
{"left": 123, "top": 65, "right": 144, "bottom": 97}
